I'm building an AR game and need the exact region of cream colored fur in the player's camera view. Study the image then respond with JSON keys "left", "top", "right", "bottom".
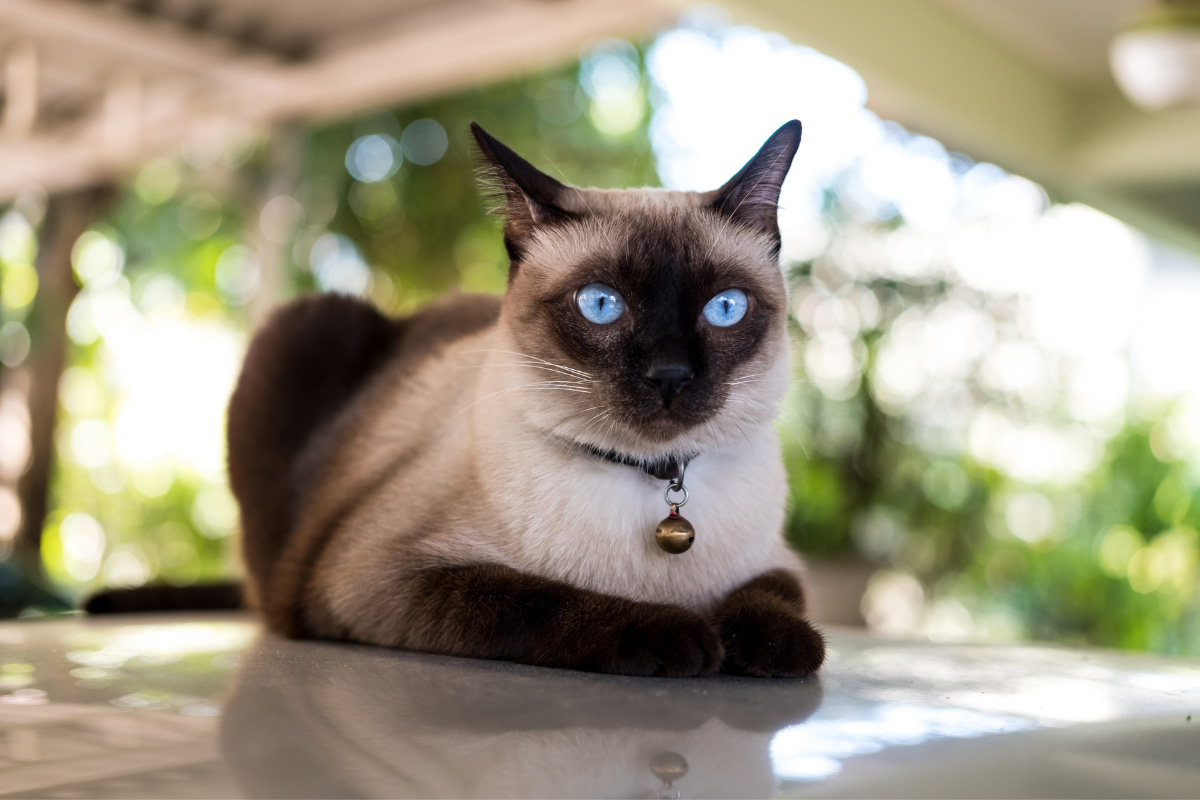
{"left": 290, "top": 189, "right": 799, "bottom": 645}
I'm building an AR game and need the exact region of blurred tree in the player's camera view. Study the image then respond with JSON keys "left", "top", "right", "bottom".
{"left": 15, "top": 189, "right": 112, "bottom": 582}
{"left": 775, "top": 153, "right": 1200, "bottom": 655}
{"left": 1, "top": 26, "right": 1197, "bottom": 664}
{"left": 299, "top": 60, "right": 658, "bottom": 306}
{"left": 1, "top": 43, "right": 659, "bottom": 612}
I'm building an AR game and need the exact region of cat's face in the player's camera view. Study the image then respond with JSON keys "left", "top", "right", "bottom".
{"left": 474, "top": 122, "right": 801, "bottom": 457}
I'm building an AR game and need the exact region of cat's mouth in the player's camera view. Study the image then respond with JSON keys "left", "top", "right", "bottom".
{"left": 547, "top": 391, "right": 750, "bottom": 466}
{"left": 628, "top": 386, "right": 728, "bottom": 435}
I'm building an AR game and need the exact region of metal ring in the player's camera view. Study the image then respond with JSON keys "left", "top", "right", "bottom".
{"left": 664, "top": 482, "right": 689, "bottom": 507}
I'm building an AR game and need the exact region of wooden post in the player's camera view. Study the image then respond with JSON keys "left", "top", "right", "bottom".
{"left": 12, "top": 186, "right": 111, "bottom": 586}
{"left": 249, "top": 122, "right": 304, "bottom": 324}
{"left": 3, "top": 41, "right": 38, "bottom": 138}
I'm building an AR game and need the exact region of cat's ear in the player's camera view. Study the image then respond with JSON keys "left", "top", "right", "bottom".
{"left": 471, "top": 122, "right": 575, "bottom": 261}
{"left": 709, "top": 120, "right": 802, "bottom": 251}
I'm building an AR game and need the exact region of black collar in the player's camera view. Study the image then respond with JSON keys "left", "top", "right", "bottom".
{"left": 580, "top": 444, "right": 695, "bottom": 481}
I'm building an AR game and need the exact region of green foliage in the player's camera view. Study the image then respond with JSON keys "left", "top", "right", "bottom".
{"left": 3, "top": 33, "right": 1197, "bottom": 663}
{"left": 302, "top": 58, "right": 658, "bottom": 306}
{"left": 776, "top": 175, "right": 1200, "bottom": 656}
{"left": 12, "top": 44, "right": 658, "bottom": 607}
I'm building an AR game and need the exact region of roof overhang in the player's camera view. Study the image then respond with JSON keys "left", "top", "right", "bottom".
{"left": 719, "top": 0, "right": 1200, "bottom": 253}
{"left": 0, "top": 0, "right": 669, "bottom": 200}
{"left": 5, "top": 0, "right": 1200, "bottom": 254}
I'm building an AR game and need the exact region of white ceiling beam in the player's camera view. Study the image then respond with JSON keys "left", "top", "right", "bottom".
{"left": 0, "top": 0, "right": 669, "bottom": 201}
{"left": 2, "top": 41, "right": 38, "bottom": 138}
{"left": 1069, "top": 93, "right": 1200, "bottom": 185}
{"left": 712, "top": 0, "right": 1075, "bottom": 184}
{"left": 257, "top": 0, "right": 670, "bottom": 121}
{"left": 0, "top": 0, "right": 282, "bottom": 86}
{"left": 703, "top": 0, "right": 1200, "bottom": 253}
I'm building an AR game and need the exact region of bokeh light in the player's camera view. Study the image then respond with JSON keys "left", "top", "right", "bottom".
{"left": 650, "top": 12, "right": 1200, "bottom": 652}
{"left": 345, "top": 134, "right": 401, "bottom": 183}
{"left": 0, "top": 10, "right": 1197, "bottom": 659}
{"left": 399, "top": 119, "right": 449, "bottom": 166}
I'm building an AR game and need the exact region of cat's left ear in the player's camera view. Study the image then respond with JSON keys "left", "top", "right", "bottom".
{"left": 471, "top": 122, "right": 576, "bottom": 263}
{"left": 709, "top": 120, "right": 802, "bottom": 251}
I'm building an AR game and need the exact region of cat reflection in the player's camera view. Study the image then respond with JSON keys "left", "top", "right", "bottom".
{"left": 220, "top": 637, "right": 822, "bottom": 799}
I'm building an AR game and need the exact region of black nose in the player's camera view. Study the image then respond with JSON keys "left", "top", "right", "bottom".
{"left": 645, "top": 363, "right": 695, "bottom": 406}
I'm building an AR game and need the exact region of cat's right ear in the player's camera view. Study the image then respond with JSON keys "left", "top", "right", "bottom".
{"left": 471, "top": 122, "right": 575, "bottom": 262}
{"left": 708, "top": 120, "right": 802, "bottom": 254}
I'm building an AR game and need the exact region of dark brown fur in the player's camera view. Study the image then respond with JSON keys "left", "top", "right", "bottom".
{"left": 227, "top": 292, "right": 499, "bottom": 616}
{"left": 530, "top": 218, "right": 779, "bottom": 437}
{"left": 85, "top": 582, "right": 243, "bottom": 614}
{"left": 400, "top": 563, "right": 724, "bottom": 677}
{"left": 716, "top": 569, "right": 826, "bottom": 677}
{"left": 227, "top": 294, "right": 400, "bottom": 590}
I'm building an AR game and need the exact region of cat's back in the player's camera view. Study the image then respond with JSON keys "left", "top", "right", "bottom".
{"left": 228, "top": 291, "right": 500, "bottom": 605}
{"left": 316, "top": 291, "right": 503, "bottom": 465}
{"left": 388, "top": 293, "right": 503, "bottom": 375}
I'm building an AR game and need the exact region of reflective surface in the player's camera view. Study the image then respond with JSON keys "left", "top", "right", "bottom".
{"left": 1, "top": 613, "right": 1198, "bottom": 798}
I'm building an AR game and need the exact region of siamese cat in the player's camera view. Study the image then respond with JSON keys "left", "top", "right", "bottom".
{"left": 226, "top": 120, "right": 825, "bottom": 678}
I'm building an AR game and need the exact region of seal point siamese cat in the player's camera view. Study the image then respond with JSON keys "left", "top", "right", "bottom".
{"left": 226, "top": 119, "right": 825, "bottom": 678}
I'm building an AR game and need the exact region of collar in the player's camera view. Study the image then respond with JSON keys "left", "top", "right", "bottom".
{"left": 580, "top": 444, "right": 695, "bottom": 482}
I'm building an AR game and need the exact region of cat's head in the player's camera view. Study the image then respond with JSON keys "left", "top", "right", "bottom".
{"left": 473, "top": 121, "right": 800, "bottom": 458}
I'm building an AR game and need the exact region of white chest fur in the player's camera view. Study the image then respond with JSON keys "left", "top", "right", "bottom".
{"left": 479, "top": 425, "right": 792, "bottom": 612}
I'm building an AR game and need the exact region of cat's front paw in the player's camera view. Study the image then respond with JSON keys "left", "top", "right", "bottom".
{"left": 582, "top": 604, "right": 723, "bottom": 678}
{"left": 718, "top": 604, "right": 825, "bottom": 678}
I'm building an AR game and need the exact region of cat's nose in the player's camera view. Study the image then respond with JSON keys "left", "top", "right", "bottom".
{"left": 645, "top": 362, "right": 694, "bottom": 406}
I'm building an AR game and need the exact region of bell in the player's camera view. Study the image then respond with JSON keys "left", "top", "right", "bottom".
{"left": 654, "top": 507, "right": 695, "bottom": 554}
{"left": 649, "top": 751, "right": 689, "bottom": 782}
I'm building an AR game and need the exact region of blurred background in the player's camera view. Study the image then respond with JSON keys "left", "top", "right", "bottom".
{"left": 2, "top": 0, "right": 1200, "bottom": 657}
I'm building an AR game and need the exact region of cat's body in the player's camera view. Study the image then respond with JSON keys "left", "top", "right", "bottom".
{"left": 228, "top": 122, "right": 825, "bottom": 678}
{"left": 257, "top": 292, "right": 797, "bottom": 634}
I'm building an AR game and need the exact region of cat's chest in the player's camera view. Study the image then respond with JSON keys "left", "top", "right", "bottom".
{"left": 488, "top": 443, "right": 789, "bottom": 610}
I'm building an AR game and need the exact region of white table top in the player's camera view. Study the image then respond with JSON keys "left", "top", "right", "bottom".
{"left": 0, "top": 612, "right": 1198, "bottom": 798}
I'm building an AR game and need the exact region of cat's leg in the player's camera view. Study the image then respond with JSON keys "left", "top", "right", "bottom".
{"left": 395, "top": 563, "right": 723, "bottom": 678}
{"left": 714, "top": 569, "right": 825, "bottom": 678}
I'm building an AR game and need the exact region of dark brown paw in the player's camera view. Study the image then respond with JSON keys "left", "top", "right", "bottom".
{"left": 719, "top": 604, "right": 825, "bottom": 678}
{"left": 582, "top": 604, "right": 724, "bottom": 678}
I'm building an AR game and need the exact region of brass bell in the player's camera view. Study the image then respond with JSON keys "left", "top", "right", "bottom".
{"left": 649, "top": 751, "right": 689, "bottom": 782}
{"left": 655, "top": 506, "right": 694, "bottom": 554}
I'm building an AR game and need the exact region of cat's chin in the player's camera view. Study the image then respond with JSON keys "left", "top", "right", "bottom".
{"left": 631, "top": 408, "right": 711, "bottom": 438}
{"left": 631, "top": 398, "right": 781, "bottom": 447}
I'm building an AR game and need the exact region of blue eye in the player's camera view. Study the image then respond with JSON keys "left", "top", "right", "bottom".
{"left": 576, "top": 283, "right": 626, "bottom": 324}
{"left": 703, "top": 289, "right": 748, "bottom": 327}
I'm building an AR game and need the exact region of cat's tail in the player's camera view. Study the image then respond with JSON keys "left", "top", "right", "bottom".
{"left": 84, "top": 581, "right": 244, "bottom": 614}
{"left": 86, "top": 297, "right": 396, "bottom": 619}
{"left": 226, "top": 295, "right": 400, "bottom": 591}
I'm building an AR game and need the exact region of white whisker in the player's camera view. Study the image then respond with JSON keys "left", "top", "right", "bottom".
{"left": 454, "top": 361, "right": 597, "bottom": 382}
{"left": 465, "top": 348, "right": 592, "bottom": 378}
{"left": 460, "top": 381, "right": 593, "bottom": 416}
